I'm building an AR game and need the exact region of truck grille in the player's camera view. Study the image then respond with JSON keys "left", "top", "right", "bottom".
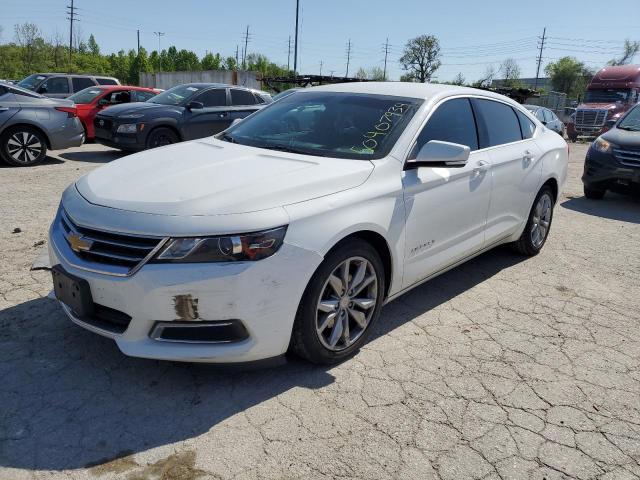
{"left": 59, "top": 210, "right": 165, "bottom": 274}
{"left": 575, "top": 109, "right": 608, "bottom": 128}
{"left": 613, "top": 148, "right": 640, "bottom": 168}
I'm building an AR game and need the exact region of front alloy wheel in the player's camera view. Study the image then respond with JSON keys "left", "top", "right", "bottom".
{"left": 1, "top": 127, "right": 47, "bottom": 166}
{"left": 291, "top": 239, "right": 385, "bottom": 364}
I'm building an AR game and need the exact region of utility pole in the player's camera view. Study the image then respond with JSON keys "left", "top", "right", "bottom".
{"left": 235, "top": 45, "right": 239, "bottom": 69}
{"left": 66, "top": 0, "right": 78, "bottom": 66}
{"left": 154, "top": 32, "right": 165, "bottom": 71}
{"left": 534, "top": 27, "right": 546, "bottom": 90}
{"left": 383, "top": 37, "right": 390, "bottom": 80}
{"left": 345, "top": 39, "right": 352, "bottom": 78}
{"left": 242, "top": 25, "right": 250, "bottom": 70}
{"left": 137, "top": 29, "right": 141, "bottom": 84}
{"left": 319, "top": 60, "right": 323, "bottom": 76}
{"left": 137, "top": 29, "right": 140, "bottom": 56}
{"left": 293, "top": 0, "right": 300, "bottom": 74}
{"left": 287, "top": 36, "right": 292, "bottom": 71}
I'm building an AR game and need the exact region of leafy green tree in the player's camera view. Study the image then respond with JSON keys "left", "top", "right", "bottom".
{"left": 224, "top": 56, "right": 237, "bottom": 71}
{"left": 367, "top": 66, "right": 386, "bottom": 81}
{"left": 201, "top": 52, "right": 222, "bottom": 70}
{"left": 400, "top": 35, "right": 441, "bottom": 83}
{"left": 87, "top": 34, "right": 100, "bottom": 56}
{"left": 544, "top": 56, "right": 592, "bottom": 97}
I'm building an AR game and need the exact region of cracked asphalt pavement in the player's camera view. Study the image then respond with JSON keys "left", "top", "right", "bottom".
{"left": 1, "top": 142, "right": 640, "bottom": 480}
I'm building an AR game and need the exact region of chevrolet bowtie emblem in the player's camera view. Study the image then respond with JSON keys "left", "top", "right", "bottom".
{"left": 68, "top": 233, "right": 94, "bottom": 253}
{"left": 99, "top": 119, "right": 104, "bottom": 126}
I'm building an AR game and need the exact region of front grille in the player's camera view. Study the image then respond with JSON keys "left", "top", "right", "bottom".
{"left": 613, "top": 148, "right": 640, "bottom": 168}
{"left": 60, "top": 210, "right": 164, "bottom": 274}
{"left": 575, "top": 109, "right": 608, "bottom": 128}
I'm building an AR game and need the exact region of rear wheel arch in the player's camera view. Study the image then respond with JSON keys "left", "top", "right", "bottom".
{"left": 3, "top": 123, "right": 51, "bottom": 149}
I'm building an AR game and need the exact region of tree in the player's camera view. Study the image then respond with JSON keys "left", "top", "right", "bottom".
{"left": 201, "top": 52, "right": 222, "bottom": 70}
{"left": 609, "top": 39, "right": 640, "bottom": 66}
{"left": 472, "top": 65, "right": 496, "bottom": 88}
{"left": 452, "top": 72, "right": 465, "bottom": 86}
{"left": 399, "top": 35, "right": 441, "bottom": 83}
{"left": 499, "top": 58, "right": 521, "bottom": 87}
{"left": 14, "top": 23, "right": 42, "bottom": 73}
{"left": 355, "top": 67, "right": 368, "bottom": 80}
{"left": 367, "top": 66, "right": 386, "bottom": 81}
{"left": 224, "top": 56, "right": 237, "bottom": 71}
{"left": 544, "top": 56, "right": 592, "bottom": 97}
{"left": 87, "top": 34, "right": 100, "bottom": 56}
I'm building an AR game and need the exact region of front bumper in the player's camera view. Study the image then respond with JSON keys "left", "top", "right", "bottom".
{"left": 582, "top": 149, "right": 640, "bottom": 192}
{"left": 48, "top": 223, "right": 323, "bottom": 363}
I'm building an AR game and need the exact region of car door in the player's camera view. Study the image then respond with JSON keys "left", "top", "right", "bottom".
{"left": 471, "top": 99, "right": 543, "bottom": 245}
{"left": 401, "top": 97, "right": 493, "bottom": 289}
{"left": 0, "top": 87, "right": 20, "bottom": 129}
{"left": 182, "top": 88, "right": 229, "bottom": 140}
{"left": 228, "top": 88, "right": 261, "bottom": 123}
{"left": 37, "top": 76, "right": 71, "bottom": 98}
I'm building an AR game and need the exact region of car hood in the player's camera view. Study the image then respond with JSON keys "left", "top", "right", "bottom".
{"left": 75, "top": 139, "right": 374, "bottom": 216}
{"left": 602, "top": 127, "right": 640, "bottom": 147}
{"left": 97, "top": 102, "right": 177, "bottom": 117}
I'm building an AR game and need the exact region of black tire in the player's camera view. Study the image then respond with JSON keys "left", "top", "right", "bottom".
{"left": 569, "top": 133, "right": 578, "bottom": 142}
{"left": 0, "top": 126, "right": 48, "bottom": 166}
{"left": 290, "top": 238, "right": 386, "bottom": 365}
{"left": 145, "top": 127, "right": 179, "bottom": 149}
{"left": 512, "top": 186, "right": 555, "bottom": 256}
{"left": 583, "top": 185, "right": 606, "bottom": 200}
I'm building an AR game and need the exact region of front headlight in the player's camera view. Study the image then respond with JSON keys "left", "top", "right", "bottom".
{"left": 592, "top": 136, "right": 613, "bottom": 153}
{"left": 153, "top": 226, "right": 288, "bottom": 263}
{"left": 116, "top": 123, "right": 139, "bottom": 134}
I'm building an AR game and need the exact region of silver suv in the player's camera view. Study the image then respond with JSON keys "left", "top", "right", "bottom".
{"left": 0, "top": 82, "right": 84, "bottom": 166}
{"left": 17, "top": 73, "right": 120, "bottom": 99}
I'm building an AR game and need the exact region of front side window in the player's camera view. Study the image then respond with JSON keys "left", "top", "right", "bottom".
{"left": 68, "top": 87, "right": 105, "bottom": 104}
{"left": 17, "top": 74, "right": 47, "bottom": 91}
{"left": 473, "top": 99, "right": 522, "bottom": 148}
{"left": 409, "top": 98, "right": 478, "bottom": 159}
{"left": 133, "top": 90, "right": 156, "bottom": 102}
{"left": 618, "top": 104, "right": 640, "bottom": 131}
{"left": 196, "top": 89, "right": 227, "bottom": 107}
{"left": 148, "top": 85, "right": 201, "bottom": 106}
{"left": 231, "top": 89, "right": 257, "bottom": 106}
{"left": 221, "top": 92, "right": 422, "bottom": 160}
{"left": 72, "top": 77, "right": 96, "bottom": 91}
{"left": 41, "top": 77, "right": 69, "bottom": 94}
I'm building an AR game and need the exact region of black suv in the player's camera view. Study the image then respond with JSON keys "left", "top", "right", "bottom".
{"left": 93, "top": 83, "right": 272, "bottom": 151}
{"left": 17, "top": 73, "right": 120, "bottom": 98}
{"left": 583, "top": 103, "right": 640, "bottom": 199}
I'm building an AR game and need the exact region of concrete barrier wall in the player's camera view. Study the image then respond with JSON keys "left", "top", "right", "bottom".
{"left": 140, "top": 70, "right": 261, "bottom": 90}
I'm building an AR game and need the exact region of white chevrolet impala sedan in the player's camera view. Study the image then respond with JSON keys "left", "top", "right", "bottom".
{"left": 49, "top": 82, "right": 568, "bottom": 365}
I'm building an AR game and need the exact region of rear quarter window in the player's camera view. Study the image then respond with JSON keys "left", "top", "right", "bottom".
{"left": 231, "top": 89, "right": 257, "bottom": 106}
{"left": 472, "top": 99, "right": 523, "bottom": 148}
{"left": 516, "top": 110, "right": 536, "bottom": 139}
{"left": 72, "top": 77, "right": 96, "bottom": 92}
{"left": 96, "top": 78, "right": 118, "bottom": 85}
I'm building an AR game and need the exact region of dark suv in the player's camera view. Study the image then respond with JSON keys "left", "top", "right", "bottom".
{"left": 582, "top": 103, "right": 640, "bottom": 199}
{"left": 17, "top": 73, "right": 120, "bottom": 99}
{"left": 93, "top": 83, "right": 272, "bottom": 151}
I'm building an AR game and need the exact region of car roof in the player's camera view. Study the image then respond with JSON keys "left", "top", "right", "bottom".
{"left": 29, "top": 73, "right": 116, "bottom": 78}
{"left": 523, "top": 104, "right": 542, "bottom": 110}
{"left": 306, "top": 81, "right": 523, "bottom": 106}
{"left": 177, "top": 83, "right": 261, "bottom": 91}
{"left": 91, "top": 85, "right": 157, "bottom": 91}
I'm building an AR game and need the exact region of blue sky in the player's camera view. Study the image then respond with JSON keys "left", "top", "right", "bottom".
{"left": 2, "top": 0, "right": 639, "bottom": 82}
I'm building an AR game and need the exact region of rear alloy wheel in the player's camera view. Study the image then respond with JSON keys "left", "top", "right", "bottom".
{"left": 291, "top": 239, "right": 385, "bottom": 364}
{"left": 584, "top": 186, "right": 606, "bottom": 200}
{"left": 146, "top": 127, "right": 179, "bottom": 149}
{"left": 0, "top": 127, "right": 47, "bottom": 166}
{"left": 512, "top": 186, "right": 555, "bottom": 256}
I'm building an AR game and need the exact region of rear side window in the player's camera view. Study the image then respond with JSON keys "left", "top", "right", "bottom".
{"left": 72, "top": 77, "right": 96, "bottom": 91}
{"left": 410, "top": 98, "right": 478, "bottom": 158}
{"left": 472, "top": 99, "right": 522, "bottom": 147}
{"left": 231, "top": 89, "right": 257, "bottom": 106}
{"left": 96, "top": 78, "right": 118, "bottom": 85}
{"left": 516, "top": 110, "right": 536, "bottom": 139}
{"left": 196, "top": 89, "right": 227, "bottom": 107}
{"left": 41, "top": 77, "right": 69, "bottom": 94}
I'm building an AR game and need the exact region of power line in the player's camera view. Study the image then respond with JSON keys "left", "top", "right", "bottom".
{"left": 534, "top": 27, "right": 546, "bottom": 90}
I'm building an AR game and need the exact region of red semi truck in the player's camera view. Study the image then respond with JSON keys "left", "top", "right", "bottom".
{"left": 567, "top": 65, "right": 640, "bottom": 141}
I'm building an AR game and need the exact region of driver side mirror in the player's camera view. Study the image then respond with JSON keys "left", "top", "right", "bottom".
{"left": 97, "top": 98, "right": 109, "bottom": 106}
{"left": 405, "top": 140, "right": 470, "bottom": 170}
{"left": 230, "top": 118, "right": 242, "bottom": 127}
{"left": 37, "top": 85, "right": 47, "bottom": 94}
{"left": 186, "top": 101, "right": 204, "bottom": 110}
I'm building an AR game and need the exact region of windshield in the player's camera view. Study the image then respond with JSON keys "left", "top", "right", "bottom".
{"left": 584, "top": 89, "right": 631, "bottom": 104}
{"left": 220, "top": 91, "right": 422, "bottom": 160}
{"left": 618, "top": 104, "right": 640, "bottom": 131}
{"left": 18, "top": 74, "right": 47, "bottom": 90}
{"left": 68, "top": 87, "right": 105, "bottom": 104}
{"left": 148, "top": 84, "right": 201, "bottom": 105}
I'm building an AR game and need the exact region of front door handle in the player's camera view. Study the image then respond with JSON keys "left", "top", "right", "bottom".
{"left": 472, "top": 160, "right": 490, "bottom": 178}
{"left": 219, "top": 112, "right": 228, "bottom": 118}
{"left": 0, "top": 107, "right": 9, "bottom": 112}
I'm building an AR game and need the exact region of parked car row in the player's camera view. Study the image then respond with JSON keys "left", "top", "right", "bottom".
{"left": 0, "top": 75, "right": 273, "bottom": 166}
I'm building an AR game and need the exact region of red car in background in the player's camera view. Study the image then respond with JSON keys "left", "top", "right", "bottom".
{"left": 68, "top": 85, "right": 160, "bottom": 139}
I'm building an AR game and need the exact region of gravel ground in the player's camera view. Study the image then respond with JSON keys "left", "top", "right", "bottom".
{"left": 1, "top": 142, "right": 640, "bottom": 480}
